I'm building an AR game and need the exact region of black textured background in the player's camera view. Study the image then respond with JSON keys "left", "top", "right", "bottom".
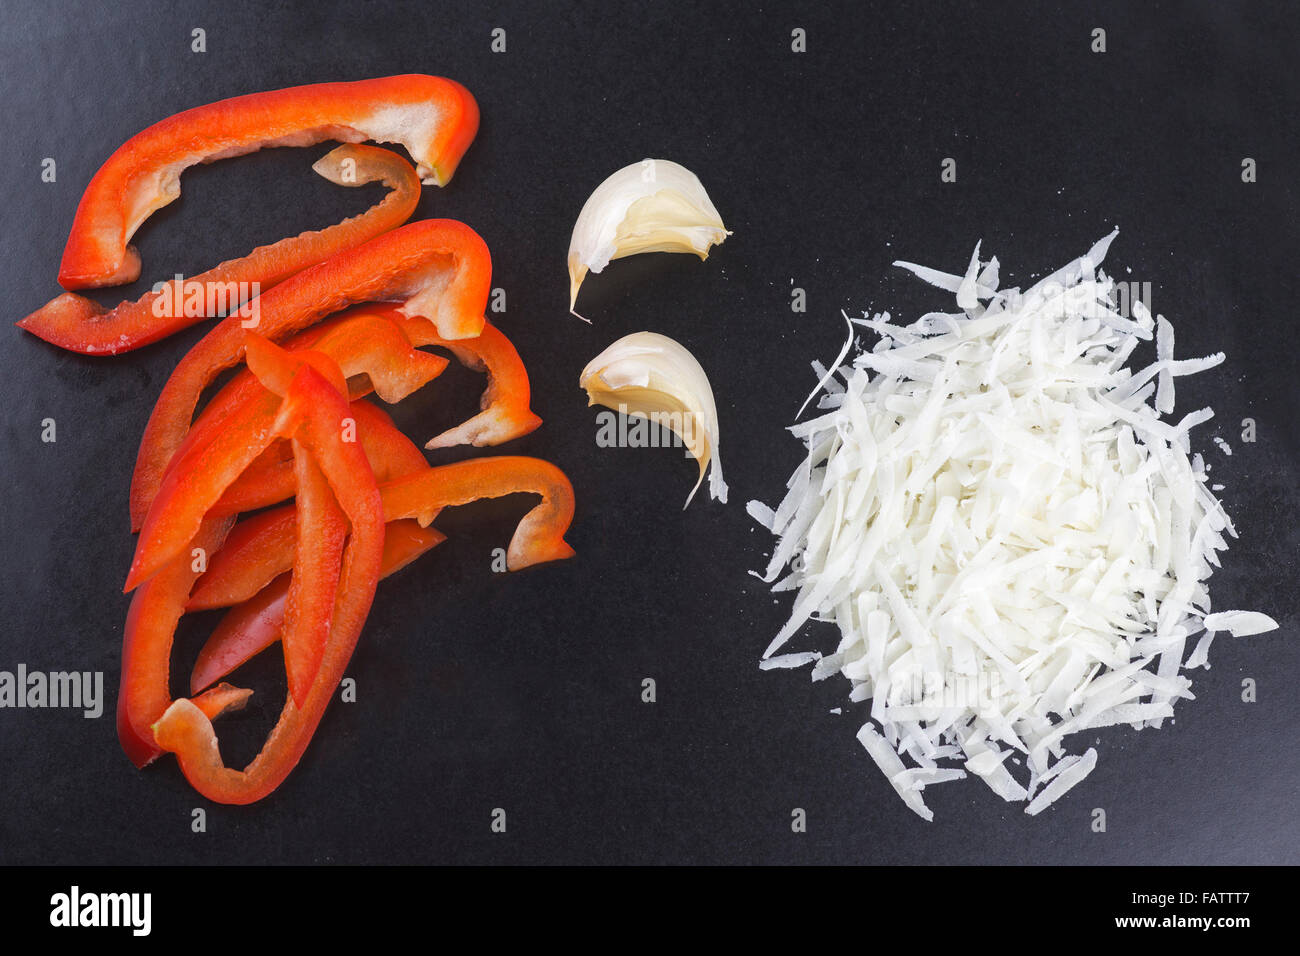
{"left": 0, "top": 0, "right": 1296, "bottom": 865}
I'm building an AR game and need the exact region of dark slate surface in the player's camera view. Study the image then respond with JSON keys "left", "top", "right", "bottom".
{"left": 0, "top": 0, "right": 1295, "bottom": 864}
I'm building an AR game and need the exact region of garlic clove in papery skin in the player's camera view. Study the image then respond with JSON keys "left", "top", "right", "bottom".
{"left": 579, "top": 331, "right": 728, "bottom": 508}
{"left": 567, "top": 160, "right": 730, "bottom": 317}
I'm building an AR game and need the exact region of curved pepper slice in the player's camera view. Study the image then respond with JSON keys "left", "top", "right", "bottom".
{"left": 190, "top": 520, "right": 442, "bottom": 694}
{"left": 248, "top": 342, "right": 348, "bottom": 707}
{"left": 125, "top": 348, "right": 348, "bottom": 591}
{"left": 381, "top": 457, "right": 577, "bottom": 570}
{"left": 191, "top": 683, "right": 256, "bottom": 720}
{"left": 190, "top": 507, "right": 439, "bottom": 615}
{"left": 130, "top": 218, "right": 491, "bottom": 529}
{"left": 212, "top": 398, "right": 427, "bottom": 518}
{"left": 152, "top": 346, "right": 385, "bottom": 805}
{"left": 188, "top": 507, "right": 297, "bottom": 611}
{"left": 17, "top": 145, "right": 421, "bottom": 355}
{"left": 310, "top": 312, "right": 453, "bottom": 404}
{"left": 188, "top": 455, "right": 572, "bottom": 621}
{"left": 282, "top": 438, "right": 348, "bottom": 707}
{"left": 386, "top": 311, "right": 543, "bottom": 448}
{"left": 282, "top": 303, "right": 541, "bottom": 448}
{"left": 56, "top": 75, "right": 478, "bottom": 290}
{"left": 117, "top": 515, "right": 235, "bottom": 767}
{"left": 210, "top": 445, "right": 296, "bottom": 517}
{"left": 192, "top": 573, "right": 290, "bottom": 697}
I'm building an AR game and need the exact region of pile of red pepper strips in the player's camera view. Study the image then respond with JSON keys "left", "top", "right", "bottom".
{"left": 17, "top": 75, "right": 576, "bottom": 804}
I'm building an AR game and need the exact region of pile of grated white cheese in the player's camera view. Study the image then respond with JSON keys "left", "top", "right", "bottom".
{"left": 748, "top": 231, "right": 1278, "bottom": 820}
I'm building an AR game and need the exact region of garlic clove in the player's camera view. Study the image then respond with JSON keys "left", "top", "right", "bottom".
{"left": 579, "top": 331, "right": 727, "bottom": 507}
{"left": 568, "top": 160, "right": 730, "bottom": 316}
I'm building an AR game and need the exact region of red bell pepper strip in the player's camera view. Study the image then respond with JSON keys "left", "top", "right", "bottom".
{"left": 17, "top": 145, "right": 422, "bottom": 355}
{"left": 377, "top": 520, "right": 448, "bottom": 578}
{"left": 199, "top": 456, "right": 575, "bottom": 585}
{"left": 191, "top": 683, "right": 256, "bottom": 720}
{"left": 125, "top": 348, "right": 348, "bottom": 592}
{"left": 54, "top": 75, "right": 478, "bottom": 290}
{"left": 188, "top": 506, "right": 297, "bottom": 611}
{"left": 129, "top": 218, "right": 491, "bottom": 529}
{"left": 277, "top": 303, "right": 541, "bottom": 447}
{"left": 380, "top": 457, "right": 577, "bottom": 570}
{"left": 388, "top": 311, "right": 543, "bottom": 448}
{"left": 209, "top": 444, "right": 296, "bottom": 517}
{"left": 152, "top": 347, "right": 385, "bottom": 804}
{"left": 190, "top": 520, "right": 442, "bottom": 694}
{"left": 190, "top": 509, "right": 443, "bottom": 616}
{"left": 195, "top": 456, "right": 569, "bottom": 584}
{"left": 117, "top": 515, "right": 234, "bottom": 767}
{"left": 281, "top": 438, "right": 348, "bottom": 707}
{"left": 312, "top": 312, "right": 453, "bottom": 404}
{"left": 191, "top": 573, "right": 290, "bottom": 697}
